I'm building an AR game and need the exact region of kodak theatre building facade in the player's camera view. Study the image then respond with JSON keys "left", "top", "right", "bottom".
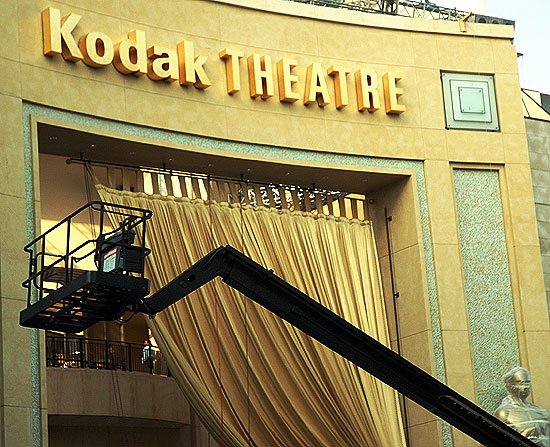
{"left": 1, "top": 1, "right": 549, "bottom": 446}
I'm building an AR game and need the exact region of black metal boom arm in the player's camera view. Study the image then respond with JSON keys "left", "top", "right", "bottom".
{"left": 139, "top": 245, "right": 537, "bottom": 447}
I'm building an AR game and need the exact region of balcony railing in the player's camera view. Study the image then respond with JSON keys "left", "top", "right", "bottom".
{"left": 46, "top": 334, "right": 170, "bottom": 376}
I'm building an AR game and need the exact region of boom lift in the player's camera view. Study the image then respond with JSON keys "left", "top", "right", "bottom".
{"left": 20, "top": 202, "right": 538, "bottom": 447}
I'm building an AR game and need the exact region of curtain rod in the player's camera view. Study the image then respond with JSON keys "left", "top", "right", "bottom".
{"left": 67, "top": 157, "right": 347, "bottom": 196}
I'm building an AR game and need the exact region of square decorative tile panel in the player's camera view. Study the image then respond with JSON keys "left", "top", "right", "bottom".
{"left": 442, "top": 72, "right": 499, "bottom": 131}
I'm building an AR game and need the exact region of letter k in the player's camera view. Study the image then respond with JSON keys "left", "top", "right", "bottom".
{"left": 42, "top": 7, "right": 83, "bottom": 61}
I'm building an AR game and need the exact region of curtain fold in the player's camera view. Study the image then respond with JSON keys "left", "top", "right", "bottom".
{"left": 96, "top": 184, "right": 405, "bottom": 447}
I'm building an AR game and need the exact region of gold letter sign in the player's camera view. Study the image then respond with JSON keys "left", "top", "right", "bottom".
{"left": 42, "top": 7, "right": 83, "bottom": 61}
{"left": 41, "top": 8, "right": 408, "bottom": 117}
{"left": 382, "top": 72, "right": 406, "bottom": 114}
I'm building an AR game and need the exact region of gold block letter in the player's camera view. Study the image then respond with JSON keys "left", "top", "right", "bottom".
{"left": 247, "top": 54, "right": 274, "bottom": 99}
{"left": 328, "top": 65, "right": 350, "bottom": 109}
{"left": 382, "top": 72, "right": 406, "bottom": 114}
{"left": 79, "top": 32, "right": 114, "bottom": 67}
{"left": 277, "top": 58, "right": 300, "bottom": 103}
{"left": 147, "top": 45, "right": 178, "bottom": 82}
{"left": 177, "top": 41, "right": 211, "bottom": 89}
{"left": 113, "top": 30, "right": 147, "bottom": 76}
{"left": 42, "top": 7, "right": 83, "bottom": 62}
{"left": 219, "top": 48, "right": 243, "bottom": 94}
{"left": 355, "top": 69, "right": 380, "bottom": 112}
{"left": 304, "top": 63, "right": 330, "bottom": 107}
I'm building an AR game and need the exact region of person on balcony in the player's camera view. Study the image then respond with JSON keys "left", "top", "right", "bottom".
{"left": 106, "top": 345, "right": 118, "bottom": 370}
{"left": 141, "top": 339, "right": 155, "bottom": 374}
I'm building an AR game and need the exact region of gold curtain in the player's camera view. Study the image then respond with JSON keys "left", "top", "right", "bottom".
{"left": 96, "top": 184, "right": 405, "bottom": 447}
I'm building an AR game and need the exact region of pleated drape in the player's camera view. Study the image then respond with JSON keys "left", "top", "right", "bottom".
{"left": 96, "top": 184, "right": 405, "bottom": 447}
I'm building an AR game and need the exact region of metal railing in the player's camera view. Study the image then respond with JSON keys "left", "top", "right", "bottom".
{"left": 285, "top": 0, "right": 514, "bottom": 24}
{"left": 46, "top": 334, "right": 170, "bottom": 376}
{"left": 285, "top": 0, "right": 468, "bottom": 20}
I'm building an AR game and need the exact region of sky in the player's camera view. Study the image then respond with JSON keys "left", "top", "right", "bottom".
{"left": 436, "top": 0, "right": 550, "bottom": 94}
{"left": 486, "top": 0, "right": 550, "bottom": 93}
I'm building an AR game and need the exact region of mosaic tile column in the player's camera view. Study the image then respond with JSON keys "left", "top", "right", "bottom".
{"left": 453, "top": 168, "right": 520, "bottom": 412}
{"left": 1, "top": 98, "right": 45, "bottom": 446}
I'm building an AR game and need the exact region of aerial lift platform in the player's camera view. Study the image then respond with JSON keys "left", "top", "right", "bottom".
{"left": 20, "top": 202, "right": 538, "bottom": 447}
{"left": 20, "top": 201, "right": 152, "bottom": 332}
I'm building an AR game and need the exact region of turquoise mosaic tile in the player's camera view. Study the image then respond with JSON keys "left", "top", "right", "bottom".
{"left": 22, "top": 109, "right": 43, "bottom": 447}
{"left": 453, "top": 168, "right": 520, "bottom": 412}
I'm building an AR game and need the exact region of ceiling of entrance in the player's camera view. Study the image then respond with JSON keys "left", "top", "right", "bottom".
{"left": 37, "top": 123, "right": 407, "bottom": 194}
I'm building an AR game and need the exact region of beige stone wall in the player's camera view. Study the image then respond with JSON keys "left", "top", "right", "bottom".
{"left": 1, "top": 2, "right": 46, "bottom": 446}
{"left": 15, "top": 0, "right": 519, "bottom": 159}
{"left": 2, "top": 1, "right": 548, "bottom": 446}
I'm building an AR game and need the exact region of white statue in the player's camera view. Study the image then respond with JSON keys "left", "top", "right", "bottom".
{"left": 494, "top": 367, "right": 550, "bottom": 447}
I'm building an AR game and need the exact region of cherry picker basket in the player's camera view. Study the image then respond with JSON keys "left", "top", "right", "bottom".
{"left": 20, "top": 201, "right": 152, "bottom": 333}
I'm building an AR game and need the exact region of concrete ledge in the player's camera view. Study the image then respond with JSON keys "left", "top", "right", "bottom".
{"left": 47, "top": 368, "right": 189, "bottom": 425}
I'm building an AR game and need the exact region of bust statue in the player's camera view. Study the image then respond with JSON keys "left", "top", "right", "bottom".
{"left": 494, "top": 367, "right": 550, "bottom": 447}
